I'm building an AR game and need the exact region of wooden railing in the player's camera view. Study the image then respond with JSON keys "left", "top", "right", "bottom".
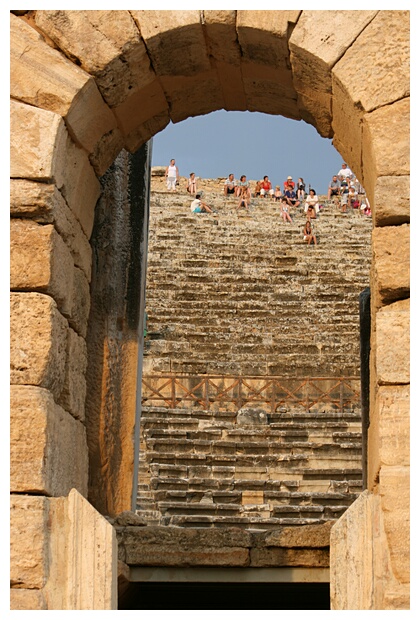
{"left": 141, "top": 374, "right": 361, "bottom": 412}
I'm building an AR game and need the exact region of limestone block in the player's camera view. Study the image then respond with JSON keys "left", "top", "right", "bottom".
{"left": 57, "top": 328, "right": 88, "bottom": 421}
{"left": 330, "top": 491, "right": 381, "bottom": 609}
{"left": 35, "top": 10, "right": 155, "bottom": 108}
{"left": 202, "top": 8, "right": 244, "bottom": 109}
{"left": 379, "top": 466, "right": 410, "bottom": 585}
{"left": 10, "top": 99, "right": 63, "bottom": 181}
{"left": 46, "top": 489, "right": 118, "bottom": 609}
{"left": 333, "top": 11, "right": 409, "bottom": 114}
{"left": 362, "top": 98, "right": 410, "bottom": 202}
{"left": 10, "top": 292, "right": 68, "bottom": 399}
{"left": 132, "top": 10, "right": 210, "bottom": 76}
{"left": 375, "top": 299, "right": 409, "bottom": 385}
{"left": 113, "top": 80, "right": 169, "bottom": 138}
{"left": 10, "top": 589, "right": 47, "bottom": 611}
{"left": 10, "top": 13, "right": 116, "bottom": 153}
{"left": 10, "top": 495, "right": 50, "bottom": 589}
{"left": 10, "top": 101, "right": 101, "bottom": 239}
{"left": 290, "top": 10, "right": 377, "bottom": 138}
{"left": 263, "top": 521, "right": 333, "bottom": 548}
{"left": 369, "top": 385, "right": 409, "bottom": 490}
{"left": 10, "top": 219, "right": 75, "bottom": 317}
{"left": 160, "top": 72, "right": 224, "bottom": 125}
{"left": 371, "top": 225, "right": 409, "bottom": 306}
{"left": 125, "top": 545, "right": 249, "bottom": 567}
{"left": 123, "top": 111, "right": 170, "bottom": 153}
{"left": 237, "top": 10, "right": 300, "bottom": 66}
{"left": 236, "top": 11, "right": 300, "bottom": 120}
{"left": 373, "top": 176, "right": 410, "bottom": 227}
{"left": 10, "top": 385, "right": 89, "bottom": 496}
{"left": 89, "top": 127, "right": 125, "bottom": 178}
{"left": 10, "top": 180, "right": 92, "bottom": 282}
{"left": 69, "top": 266, "right": 91, "bottom": 339}
{"left": 250, "top": 548, "right": 329, "bottom": 567}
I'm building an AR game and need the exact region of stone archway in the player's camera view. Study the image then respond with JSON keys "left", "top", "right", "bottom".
{"left": 10, "top": 10, "right": 409, "bottom": 610}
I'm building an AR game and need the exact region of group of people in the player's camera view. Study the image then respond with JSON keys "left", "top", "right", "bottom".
{"left": 327, "top": 163, "right": 371, "bottom": 216}
{"left": 165, "top": 159, "right": 370, "bottom": 244}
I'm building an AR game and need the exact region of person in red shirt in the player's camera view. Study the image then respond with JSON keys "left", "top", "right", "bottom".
{"left": 283, "top": 175, "right": 295, "bottom": 192}
{"left": 260, "top": 175, "right": 274, "bottom": 198}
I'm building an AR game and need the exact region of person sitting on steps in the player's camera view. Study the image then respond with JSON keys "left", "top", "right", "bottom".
{"left": 190, "top": 194, "right": 215, "bottom": 214}
{"left": 304, "top": 188, "right": 319, "bottom": 218}
{"left": 260, "top": 175, "right": 274, "bottom": 198}
{"left": 237, "top": 184, "right": 250, "bottom": 210}
{"left": 223, "top": 173, "right": 236, "bottom": 196}
{"left": 303, "top": 219, "right": 317, "bottom": 245}
{"left": 280, "top": 197, "right": 293, "bottom": 223}
{"left": 187, "top": 172, "right": 197, "bottom": 195}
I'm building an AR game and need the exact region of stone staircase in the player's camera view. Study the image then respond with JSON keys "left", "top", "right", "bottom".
{"left": 136, "top": 176, "right": 372, "bottom": 530}
{"left": 137, "top": 406, "right": 362, "bottom": 530}
{"left": 143, "top": 178, "right": 372, "bottom": 377}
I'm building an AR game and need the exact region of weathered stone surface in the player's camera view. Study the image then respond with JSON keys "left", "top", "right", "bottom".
{"left": 237, "top": 11, "right": 300, "bottom": 120}
{"left": 262, "top": 521, "right": 334, "bottom": 548}
{"left": 57, "top": 328, "right": 88, "bottom": 421}
{"left": 68, "top": 266, "right": 91, "bottom": 338}
{"left": 35, "top": 10, "right": 155, "bottom": 108}
{"left": 10, "top": 99, "right": 63, "bottom": 181}
{"left": 10, "top": 589, "right": 47, "bottom": 611}
{"left": 379, "top": 466, "right": 410, "bottom": 585}
{"left": 118, "top": 525, "right": 252, "bottom": 549}
{"left": 10, "top": 385, "right": 89, "bottom": 496}
{"left": 10, "top": 101, "right": 101, "bottom": 239}
{"left": 46, "top": 489, "right": 118, "bottom": 610}
{"left": 10, "top": 495, "right": 50, "bottom": 589}
{"left": 375, "top": 299, "right": 410, "bottom": 385}
{"left": 237, "top": 408, "right": 268, "bottom": 426}
{"left": 124, "top": 111, "right": 170, "bottom": 154}
{"left": 112, "top": 80, "right": 169, "bottom": 138}
{"left": 10, "top": 13, "right": 116, "bottom": 154}
{"left": 333, "top": 11, "right": 409, "bottom": 114}
{"left": 371, "top": 224, "right": 409, "bottom": 306}
{"left": 10, "top": 293, "right": 68, "bottom": 399}
{"left": 250, "top": 547, "right": 329, "bottom": 567}
{"left": 202, "top": 11, "right": 246, "bottom": 111}
{"left": 126, "top": 545, "right": 250, "bottom": 567}
{"left": 10, "top": 180, "right": 92, "bottom": 282}
{"left": 362, "top": 98, "right": 410, "bottom": 202}
{"left": 113, "top": 511, "right": 148, "bottom": 527}
{"left": 291, "top": 10, "right": 377, "bottom": 138}
{"left": 133, "top": 10, "right": 209, "bottom": 76}
{"left": 10, "top": 219, "right": 75, "bottom": 317}
{"left": 88, "top": 127, "right": 125, "bottom": 178}
{"left": 331, "top": 491, "right": 381, "bottom": 609}
{"left": 373, "top": 176, "right": 410, "bottom": 227}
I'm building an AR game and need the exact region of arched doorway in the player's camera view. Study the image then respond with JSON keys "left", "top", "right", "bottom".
{"left": 10, "top": 10, "right": 409, "bottom": 610}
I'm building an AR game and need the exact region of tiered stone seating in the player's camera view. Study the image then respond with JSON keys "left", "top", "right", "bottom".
{"left": 137, "top": 176, "right": 371, "bottom": 530}
{"left": 137, "top": 406, "right": 362, "bottom": 530}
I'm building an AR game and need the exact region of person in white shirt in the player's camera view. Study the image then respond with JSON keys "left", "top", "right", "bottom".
{"left": 190, "top": 194, "right": 214, "bottom": 214}
{"left": 165, "top": 159, "right": 179, "bottom": 191}
{"left": 337, "top": 162, "right": 353, "bottom": 182}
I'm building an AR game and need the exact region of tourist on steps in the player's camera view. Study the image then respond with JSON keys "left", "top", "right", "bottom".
{"left": 281, "top": 197, "right": 293, "bottom": 223}
{"left": 235, "top": 175, "right": 251, "bottom": 198}
{"left": 327, "top": 175, "right": 341, "bottom": 200}
{"left": 304, "top": 188, "right": 320, "bottom": 218}
{"left": 190, "top": 194, "right": 215, "bottom": 214}
{"left": 187, "top": 172, "right": 197, "bottom": 195}
{"left": 223, "top": 173, "right": 236, "bottom": 196}
{"left": 165, "top": 158, "right": 179, "bottom": 191}
{"left": 237, "top": 184, "right": 250, "bottom": 210}
{"left": 260, "top": 175, "right": 274, "bottom": 198}
{"left": 297, "top": 178, "right": 306, "bottom": 200}
{"left": 273, "top": 185, "right": 282, "bottom": 201}
{"left": 303, "top": 220, "right": 317, "bottom": 245}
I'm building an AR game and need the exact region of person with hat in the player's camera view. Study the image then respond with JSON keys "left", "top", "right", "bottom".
{"left": 283, "top": 175, "right": 295, "bottom": 192}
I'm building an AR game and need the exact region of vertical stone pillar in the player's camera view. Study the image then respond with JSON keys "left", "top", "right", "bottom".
{"left": 85, "top": 142, "right": 152, "bottom": 517}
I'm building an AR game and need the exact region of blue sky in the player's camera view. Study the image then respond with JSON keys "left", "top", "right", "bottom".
{"left": 152, "top": 110, "right": 345, "bottom": 195}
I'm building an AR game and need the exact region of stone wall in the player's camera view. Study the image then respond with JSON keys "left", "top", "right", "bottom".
{"left": 10, "top": 10, "right": 409, "bottom": 610}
